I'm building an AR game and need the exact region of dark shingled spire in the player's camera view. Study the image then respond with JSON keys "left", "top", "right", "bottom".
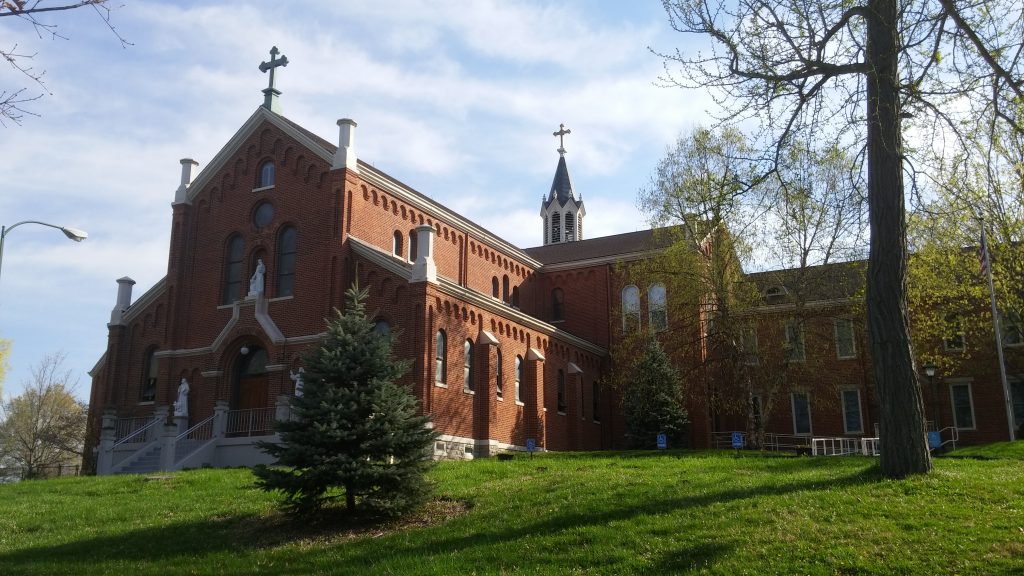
{"left": 546, "top": 155, "right": 576, "bottom": 208}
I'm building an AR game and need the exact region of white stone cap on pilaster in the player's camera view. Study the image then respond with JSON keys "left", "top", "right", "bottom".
{"left": 410, "top": 225, "right": 437, "bottom": 284}
{"left": 333, "top": 119, "right": 359, "bottom": 172}
{"left": 109, "top": 276, "right": 136, "bottom": 326}
{"left": 173, "top": 158, "right": 199, "bottom": 205}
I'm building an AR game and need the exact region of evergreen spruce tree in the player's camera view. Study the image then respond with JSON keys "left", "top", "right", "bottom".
{"left": 254, "top": 284, "right": 437, "bottom": 517}
{"left": 623, "top": 337, "right": 689, "bottom": 449}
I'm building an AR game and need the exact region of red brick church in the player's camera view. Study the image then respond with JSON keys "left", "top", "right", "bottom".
{"left": 86, "top": 50, "right": 1022, "bottom": 474}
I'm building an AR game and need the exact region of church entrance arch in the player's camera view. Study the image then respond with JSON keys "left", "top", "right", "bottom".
{"left": 232, "top": 346, "right": 269, "bottom": 412}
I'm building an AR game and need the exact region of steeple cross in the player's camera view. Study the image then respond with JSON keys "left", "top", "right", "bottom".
{"left": 260, "top": 46, "right": 289, "bottom": 91}
{"left": 259, "top": 46, "right": 289, "bottom": 112}
{"left": 553, "top": 123, "right": 571, "bottom": 155}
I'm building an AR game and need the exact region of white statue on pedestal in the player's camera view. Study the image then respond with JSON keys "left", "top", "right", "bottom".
{"left": 290, "top": 367, "right": 305, "bottom": 397}
{"left": 248, "top": 258, "right": 266, "bottom": 296}
{"left": 174, "top": 378, "right": 190, "bottom": 417}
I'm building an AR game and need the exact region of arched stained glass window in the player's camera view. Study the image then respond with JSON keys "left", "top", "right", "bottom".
{"left": 223, "top": 234, "right": 245, "bottom": 304}
{"left": 649, "top": 283, "right": 667, "bottom": 331}
{"left": 622, "top": 285, "right": 640, "bottom": 332}
{"left": 435, "top": 330, "right": 447, "bottom": 384}
{"left": 276, "top": 226, "right": 297, "bottom": 297}
{"left": 258, "top": 161, "right": 275, "bottom": 188}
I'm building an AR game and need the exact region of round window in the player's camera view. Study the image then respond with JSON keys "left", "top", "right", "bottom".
{"left": 253, "top": 202, "right": 275, "bottom": 228}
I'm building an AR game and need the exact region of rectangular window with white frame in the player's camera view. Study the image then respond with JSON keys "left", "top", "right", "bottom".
{"left": 784, "top": 319, "right": 806, "bottom": 362}
{"left": 841, "top": 389, "right": 863, "bottom": 434}
{"left": 791, "top": 392, "right": 812, "bottom": 435}
{"left": 834, "top": 318, "right": 857, "bottom": 359}
{"left": 949, "top": 381, "right": 976, "bottom": 430}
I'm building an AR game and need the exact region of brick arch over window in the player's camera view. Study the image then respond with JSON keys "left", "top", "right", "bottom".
{"left": 276, "top": 225, "right": 297, "bottom": 297}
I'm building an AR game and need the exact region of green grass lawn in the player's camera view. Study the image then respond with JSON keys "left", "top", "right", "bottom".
{"left": 1, "top": 449, "right": 1022, "bottom": 575}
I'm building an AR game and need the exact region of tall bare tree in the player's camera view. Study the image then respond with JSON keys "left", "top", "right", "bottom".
{"left": 658, "top": 0, "right": 1024, "bottom": 477}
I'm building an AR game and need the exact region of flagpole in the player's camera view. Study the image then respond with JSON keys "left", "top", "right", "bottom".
{"left": 980, "top": 221, "right": 1016, "bottom": 441}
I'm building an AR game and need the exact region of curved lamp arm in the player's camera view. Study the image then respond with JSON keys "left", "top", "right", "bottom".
{"left": 0, "top": 220, "right": 88, "bottom": 294}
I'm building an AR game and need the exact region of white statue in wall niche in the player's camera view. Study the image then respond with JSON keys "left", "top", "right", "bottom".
{"left": 249, "top": 258, "right": 266, "bottom": 296}
{"left": 290, "top": 367, "right": 305, "bottom": 397}
{"left": 174, "top": 378, "right": 190, "bottom": 417}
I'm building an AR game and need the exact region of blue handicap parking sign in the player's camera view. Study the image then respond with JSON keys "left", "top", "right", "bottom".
{"left": 526, "top": 438, "right": 536, "bottom": 453}
{"left": 656, "top": 433, "right": 667, "bottom": 449}
{"left": 731, "top": 432, "right": 744, "bottom": 449}
{"left": 928, "top": 431, "right": 941, "bottom": 450}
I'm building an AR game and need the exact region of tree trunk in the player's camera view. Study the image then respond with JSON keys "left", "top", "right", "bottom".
{"left": 865, "top": 0, "right": 932, "bottom": 477}
{"left": 346, "top": 484, "right": 356, "bottom": 511}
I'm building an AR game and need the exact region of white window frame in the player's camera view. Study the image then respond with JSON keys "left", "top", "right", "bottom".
{"left": 791, "top": 391, "right": 812, "bottom": 436}
{"left": 841, "top": 389, "right": 864, "bottom": 434}
{"left": 949, "top": 380, "right": 977, "bottom": 430}
{"left": 622, "top": 285, "right": 641, "bottom": 332}
{"left": 648, "top": 283, "right": 668, "bottom": 332}
{"left": 834, "top": 318, "right": 857, "bottom": 359}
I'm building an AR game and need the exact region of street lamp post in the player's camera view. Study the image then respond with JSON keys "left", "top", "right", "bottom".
{"left": 0, "top": 220, "right": 88, "bottom": 295}
{"left": 923, "top": 362, "right": 939, "bottom": 431}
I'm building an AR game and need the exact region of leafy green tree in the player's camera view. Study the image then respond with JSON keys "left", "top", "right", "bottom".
{"left": 623, "top": 336, "right": 689, "bottom": 449}
{"left": 255, "top": 285, "right": 437, "bottom": 517}
{"left": 633, "top": 128, "right": 863, "bottom": 448}
{"left": 0, "top": 352, "right": 86, "bottom": 479}
{"left": 657, "top": 0, "right": 1024, "bottom": 477}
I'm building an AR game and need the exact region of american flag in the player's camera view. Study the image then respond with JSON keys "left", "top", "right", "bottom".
{"left": 978, "top": 230, "right": 990, "bottom": 277}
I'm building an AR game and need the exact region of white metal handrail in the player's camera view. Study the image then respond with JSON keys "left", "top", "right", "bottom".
{"left": 226, "top": 407, "right": 276, "bottom": 436}
{"left": 115, "top": 416, "right": 156, "bottom": 440}
{"left": 113, "top": 416, "right": 162, "bottom": 447}
{"left": 177, "top": 414, "right": 215, "bottom": 442}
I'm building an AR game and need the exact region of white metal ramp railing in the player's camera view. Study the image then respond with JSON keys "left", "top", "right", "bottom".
{"left": 810, "top": 437, "right": 882, "bottom": 456}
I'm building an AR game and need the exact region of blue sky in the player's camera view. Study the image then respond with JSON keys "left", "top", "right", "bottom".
{"left": 0, "top": 1, "right": 712, "bottom": 401}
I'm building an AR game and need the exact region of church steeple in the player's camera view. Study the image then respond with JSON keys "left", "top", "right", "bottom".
{"left": 540, "top": 124, "right": 585, "bottom": 245}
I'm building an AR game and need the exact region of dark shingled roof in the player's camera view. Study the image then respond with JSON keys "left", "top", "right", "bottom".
{"left": 544, "top": 155, "right": 577, "bottom": 208}
{"left": 745, "top": 260, "right": 866, "bottom": 304}
{"left": 524, "top": 228, "right": 673, "bottom": 265}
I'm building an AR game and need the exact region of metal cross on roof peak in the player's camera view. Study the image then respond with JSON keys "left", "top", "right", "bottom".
{"left": 259, "top": 46, "right": 289, "bottom": 113}
{"left": 553, "top": 123, "right": 571, "bottom": 155}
